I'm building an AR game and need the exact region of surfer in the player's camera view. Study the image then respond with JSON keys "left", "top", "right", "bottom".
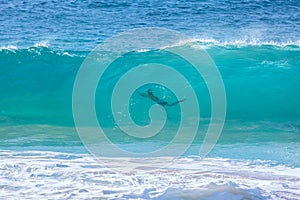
{"left": 139, "top": 89, "right": 185, "bottom": 106}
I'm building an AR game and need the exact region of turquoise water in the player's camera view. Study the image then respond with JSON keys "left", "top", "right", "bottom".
{"left": 0, "top": 44, "right": 299, "bottom": 163}
{"left": 1, "top": 45, "right": 299, "bottom": 123}
{"left": 1, "top": 0, "right": 300, "bottom": 199}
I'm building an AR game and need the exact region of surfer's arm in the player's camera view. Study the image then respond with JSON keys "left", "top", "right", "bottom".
{"left": 138, "top": 92, "right": 148, "bottom": 97}
{"left": 167, "top": 98, "right": 186, "bottom": 106}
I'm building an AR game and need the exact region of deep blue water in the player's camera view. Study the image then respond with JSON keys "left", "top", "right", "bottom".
{"left": 1, "top": 0, "right": 299, "bottom": 50}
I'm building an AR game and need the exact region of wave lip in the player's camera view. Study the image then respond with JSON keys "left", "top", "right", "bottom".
{"left": 199, "top": 38, "right": 300, "bottom": 47}
{"left": 0, "top": 45, "right": 18, "bottom": 51}
{"left": 33, "top": 41, "right": 49, "bottom": 48}
{"left": 1, "top": 37, "right": 300, "bottom": 53}
{"left": 159, "top": 38, "right": 300, "bottom": 50}
{"left": 0, "top": 45, "right": 86, "bottom": 58}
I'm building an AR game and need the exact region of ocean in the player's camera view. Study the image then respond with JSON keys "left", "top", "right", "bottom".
{"left": 1, "top": 0, "right": 300, "bottom": 199}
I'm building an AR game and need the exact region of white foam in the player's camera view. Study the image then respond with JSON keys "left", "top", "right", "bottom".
{"left": 160, "top": 38, "right": 199, "bottom": 49}
{"left": 136, "top": 48, "right": 152, "bottom": 52}
{"left": 159, "top": 38, "right": 300, "bottom": 50}
{"left": 1, "top": 150, "right": 299, "bottom": 199}
{"left": 1, "top": 38, "right": 299, "bottom": 55}
{"left": 0, "top": 45, "right": 18, "bottom": 51}
{"left": 62, "top": 51, "right": 77, "bottom": 57}
{"left": 33, "top": 41, "right": 49, "bottom": 48}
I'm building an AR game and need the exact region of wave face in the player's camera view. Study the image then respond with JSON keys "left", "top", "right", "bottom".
{"left": 0, "top": 45, "right": 299, "bottom": 124}
{"left": 0, "top": 47, "right": 82, "bottom": 126}
{"left": 0, "top": 44, "right": 299, "bottom": 159}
